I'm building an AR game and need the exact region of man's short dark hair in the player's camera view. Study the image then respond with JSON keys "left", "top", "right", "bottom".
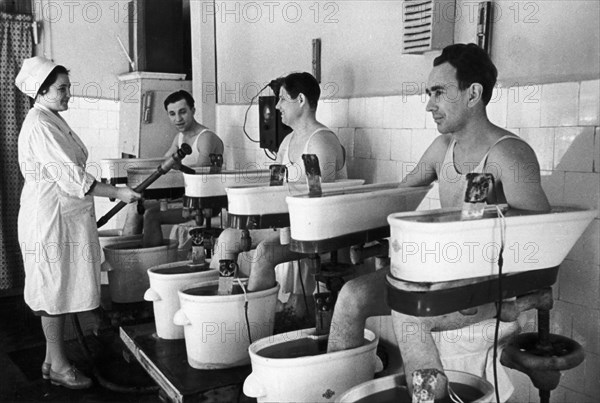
{"left": 164, "top": 90, "right": 195, "bottom": 110}
{"left": 433, "top": 43, "right": 497, "bottom": 105}
{"left": 281, "top": 72, "right": 320, "bottom": 110}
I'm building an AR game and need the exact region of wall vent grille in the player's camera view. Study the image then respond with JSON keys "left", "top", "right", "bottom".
{"left": 402, "top": 0, "right": 455, "bottom": 54}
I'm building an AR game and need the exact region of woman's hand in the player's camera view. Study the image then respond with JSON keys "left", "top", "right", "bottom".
{"left": 116, "top": 187, "right": 142, "bottom": 203}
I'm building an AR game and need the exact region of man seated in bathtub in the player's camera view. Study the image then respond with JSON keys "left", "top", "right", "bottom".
{"left": 210, "top": 72, "right": 347, "bottom": 316}
{"left": 122, "top": 90, "right": 224, "bottom": 248}
{"left": 326, "top": 43, "right": 550, "bottom": 402}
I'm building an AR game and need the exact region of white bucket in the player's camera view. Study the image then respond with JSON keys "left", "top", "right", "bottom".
{"left": 336, "top": 370, "right": 494, "bottom": 402}
{"left": 144, "top": 261, "right": 218, "bottom": 339}
{"left": 244, "top": 328, "right": 379, "bottom": 403}
{"left": 98, "top": 229, "right": 143, "bottom": 264}
{"left": 173, "top": 280, "right": 280, "bottom": 369}
{"left": 102, "top": 239, "right": 178, "bottom": 303}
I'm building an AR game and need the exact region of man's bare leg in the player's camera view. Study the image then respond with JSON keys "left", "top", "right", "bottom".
{"left": 327, "top": 268, "right": 390, "bottom": 352}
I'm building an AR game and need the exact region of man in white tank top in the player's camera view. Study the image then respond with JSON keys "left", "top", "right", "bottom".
{"left": 162, "top": 90, "right": 224, "bottom": 166}
{"left": 210, "top": 73, "right": 346, "bottom": 317}
{"left": 328, "top": 44, "right": 550, "bottom": 402}
{"left": 123, "top": 91, "right": 224, "bottom": 247}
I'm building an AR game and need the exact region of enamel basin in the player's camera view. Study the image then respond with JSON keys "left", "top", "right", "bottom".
{"left": 99, "top": 157, "right": 164, "bottom": 185}
{"left": 184, "top": 169, "right": 271, "bottom": 198}
{"left": 387, "top": 205, "right": 597, "bottom": 283}
{"left": 286, "top": 183, "right": 431, "bottom": 242}
{"left": 226, "top": 179, "right": 365, "bottom": 216}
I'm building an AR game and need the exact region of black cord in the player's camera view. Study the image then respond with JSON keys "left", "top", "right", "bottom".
{"left": 72, "top": 314, "right": 159, "bottom": 394}
{"left": 243, "top": 83, "right": 270, "bottom": 143}
{"left": 297, "top": 260, "right": 309, "bottom": 315}
{"left": 493, "top": 209, "right": 505, "bottom": 403}
{"left": 263, "top": 148, "right": 277, "bottom": 161}
{"left": 244, "top": 299, "right": 252, "bottom": 345}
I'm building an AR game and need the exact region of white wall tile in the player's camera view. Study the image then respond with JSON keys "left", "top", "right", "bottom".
{"left": 519, "top": 127, "right": 555, "bottom": 171}
{"left": 410, "top": 129, "right": 438, "bottom": 163}
{"left": 540, "top": 170, "right": 565, "bottom": 206}
{"left": 506, "top": 84, "right": 542, "bottom": 128}
{"left": 370, "top": 129, "right": 391, "bottom": 160}
{"left": 401, "top": 95, "right": 427, "bottom": 129}
{"left": 560, "top": 357, "right": 587, "bottom": 399}
{"left": 364, "top": 97, "right": 384, "bottom": 128}
{"left": 579, "top": 80, "right": 600, "bottom": 126}
{"left": 106, "top": 110, "right": 119, "bottom": 130}
{"left": 564, "top": 172, "right": 600, "bottom": 214}
{"left": 383, "top": 96, "right": 403, "bottom": 129}
{"left": 549, "top": 300, "right": 573, "bottom": 339}
{"left": 487, "top": 87, "right": 509, "bottom": 128}
{"left": 320, "top": 98, "right": 348, "bottom": 128}
{"left": 88, "top": 109, "right": 108, "bottom": 129}
{"left": 585, "top": 352, "right": 600, "bottom": 397}
{"left": 572, "top": 304, "right": 600, "bottom": 356}
{"left": 347, "top": 157, "right": 376, "bottom": 184}
{"left": 354, "top": 128, "right": 371, "bottom": 159}
{"left": 390, "top": 129, "right": 412, "bottom": 163}
{"left": 558, "top": 259, "right": 600, "bottom": 312}
{"left": 540, "top": 82, "right": 580, "bottom": 127}
{"left": 348, "top": 97, "right": 367, "bottom": 128}
{"left": 372, "top": 159, "right": 398, "bottom": 183}
{"left": 567, "top": 219, "right": 599, "bottom": 266}
{"left": 554, "top": 126, "right": 596, "bottom": 172}
{"left": 68, "top": 108, "right": 90, "bottom": 130}
{"left": 338, "top": 128, "right": 355, "bottom": 159}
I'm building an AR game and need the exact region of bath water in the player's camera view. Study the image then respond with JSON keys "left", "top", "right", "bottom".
{"left": 153, "top": 266, "right": 210, "bottom": 275}
{"left": 353, "top": 383, "right": 484, "bottom": 403}
{"left": 185, "top": 282, "right": 248, "bottom": 296}
{"left": 258, "top": 337, "right": 370, "bottom": 359}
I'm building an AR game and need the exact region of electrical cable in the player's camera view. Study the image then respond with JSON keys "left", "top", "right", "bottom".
{"left": 297, "top": 260, "right": 310, "bottom": 316}
{"left": 242, "top": 82, "right": 270, "bottom": 143}
{"left": 263, "top": 147, "right": 277, "bottom": 161}
{"left": 237, "top": 277, "right": 253, "bottom": 345}
{"left": 72, "top": 314, "right": 159, "bottom": 395}
{"left": 492, "top": 205, "right": 506, "bottom": 403}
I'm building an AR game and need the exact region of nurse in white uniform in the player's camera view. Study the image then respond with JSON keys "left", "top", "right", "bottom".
{"left": 15, "top": 57, "right": 141, "bottom": 389}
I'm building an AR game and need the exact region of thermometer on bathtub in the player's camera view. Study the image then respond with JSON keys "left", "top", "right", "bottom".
{"left": 218, "top": 260, "right": 239, "bottom": 295}
{"left": 461, "top": 173, "right": 494, "bottom": 220}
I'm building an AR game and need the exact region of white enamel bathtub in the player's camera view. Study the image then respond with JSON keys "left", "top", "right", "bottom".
{"left": 226, "top": 179, "right": 365, "bottom": 216}
{"left": 286, "top": 183, "right": 431, "bottom": 242}
{"left": 184, "top": 169, "right": 271, "bottom": 198}
{"left": 387, "top": 205, "right": 597, "bottom": 283}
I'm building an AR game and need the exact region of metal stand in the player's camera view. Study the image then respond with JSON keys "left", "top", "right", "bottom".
{"left": 501, "top": 308, "right": 584, "bottom": 403}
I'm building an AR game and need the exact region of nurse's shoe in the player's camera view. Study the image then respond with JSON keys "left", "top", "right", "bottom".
{"left": 49, "top": 365, "right": 92, "bottom": 389}
{"left": 41, "top": 362, "right": 51, "bottom": 379}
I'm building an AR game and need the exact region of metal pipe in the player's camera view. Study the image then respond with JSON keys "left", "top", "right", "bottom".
{"left": 96, "top": 144, "right": 192, "bottom": 228}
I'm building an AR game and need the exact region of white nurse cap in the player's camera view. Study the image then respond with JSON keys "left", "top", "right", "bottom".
{"left": 15, "top": 56, "right": 58, "bottom": 98}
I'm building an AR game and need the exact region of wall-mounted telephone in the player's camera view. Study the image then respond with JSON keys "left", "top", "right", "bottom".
{"left": 259, "top": 96, "right": 292, "bottom": 153}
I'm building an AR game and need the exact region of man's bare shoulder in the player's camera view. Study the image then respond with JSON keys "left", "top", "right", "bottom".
{"left": 488, "top": 131, "right": 538, "bottom": 165}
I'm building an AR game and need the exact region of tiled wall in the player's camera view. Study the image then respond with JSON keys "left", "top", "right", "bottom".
{"left": 62, "top": 96, "right": 123, "bottom": 230}
{"left": 215, "top": 79, "right": 600, "bottom": 402}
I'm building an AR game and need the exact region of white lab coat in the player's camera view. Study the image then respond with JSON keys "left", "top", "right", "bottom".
{"left": 18, "top": 103, "right": 100, "bottom": 315}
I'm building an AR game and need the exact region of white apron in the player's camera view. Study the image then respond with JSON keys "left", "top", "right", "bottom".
{"left": 18, "top": 104, "right": 100, "bottom": 315}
